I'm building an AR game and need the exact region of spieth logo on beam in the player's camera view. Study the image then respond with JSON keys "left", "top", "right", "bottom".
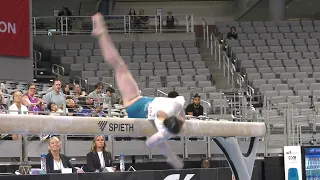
{"left": 98, "top": 121, "right": 134, "bottom": 132}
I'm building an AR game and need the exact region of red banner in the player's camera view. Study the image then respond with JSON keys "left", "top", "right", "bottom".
{"left": 0, "top": 0, "right": 30, "bottom": 57}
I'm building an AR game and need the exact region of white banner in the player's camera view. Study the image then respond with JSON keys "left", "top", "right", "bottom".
{"left": 284, "top": 146, "right": 302, "bottom": 180}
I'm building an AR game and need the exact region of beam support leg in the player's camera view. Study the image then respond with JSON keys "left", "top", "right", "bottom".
{"left": 214, "top": 137, "right": 259, "bottom": 180}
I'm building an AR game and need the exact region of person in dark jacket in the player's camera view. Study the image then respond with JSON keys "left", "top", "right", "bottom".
{"left": 46, "top": 136, "right": 84, "bottom": 173}
{"left": 86, "top": 135, "right": 114, "bottom": 172}
{"left": 227, "top": 27, "right": 238, "bottom": 40}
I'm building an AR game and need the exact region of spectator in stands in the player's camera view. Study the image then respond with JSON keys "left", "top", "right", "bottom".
{"left": 22, "top": 83, "right": 42, "bottom": 112}
{"left": 165, "top": 11, "right": 175, "bottom": 29}
{"left": 128, "top": 8, "right": 140, "bottom": 29}
{"left": 74, "top": 84, "right": 81, "bottom": 97}
{"left": 227, "top": 27, "right": 237, "bottom": 40}
{"left": 46, "top": 136, "right": 84, "bottom": 173}
{"left": 139, "top": 9, "right": 150, "bottom": 29}
{"left": 43, "top": 79, "right": 65, "bottom": 108}
{"left": 66, "top": 97, "right": 79, "bottom": 116}
{"left": 0, "top": 92, "right": 6, "bottom": 114}
{"left": 86, "top": 135, "right": 114, "bottom": 172}
{"left": 48, "top": 103, "right": 63, "bottom": 116}
{"left": 185, "top": 94, "right": 204, "bottom": 117}
{"left": 62, "top": 84, "right": 70, "bottom": 95}
{"left": 88, "top": 82, "right": 104, "bottom": 104}
{"left": 58, "top": 6, "right": 73, "bottom": 32}
{"left": 78, "top": 97, "right": 94, "bottom": 110}
{"left": 73, "top": 84, "right": 83, "bottom": 103}
{"left": 200, "top": 158, "right": 210, "bottom": 168}
{"left": 9, "top": 91, "right": 28, "bottom": 114}
{"left": 8, "top": 91, "right": 28, "bottom": 140}
{"left": 105, "top": 87, "right": 120, "bottom": 105}
{"left": 0, "top": 83, "right": 7, "bottom": 94}
{"left": 91, "top": 104, "right": 105, "bottom": 117}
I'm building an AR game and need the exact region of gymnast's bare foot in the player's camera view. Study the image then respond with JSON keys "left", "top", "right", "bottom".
{"left": 91, "top": 13, "right": 108, "bottom": 38}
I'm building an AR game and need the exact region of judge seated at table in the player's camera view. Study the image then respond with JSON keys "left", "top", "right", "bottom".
{"left": 46, "top": 136, "right": 84, "bottom": 173}
{"left": 86, "top": 135, "right": 114, "bottom": 172}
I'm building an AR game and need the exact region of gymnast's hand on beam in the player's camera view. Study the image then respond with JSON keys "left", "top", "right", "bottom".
{"left": 91, "top": 13, "right": 108, "bottom": 38}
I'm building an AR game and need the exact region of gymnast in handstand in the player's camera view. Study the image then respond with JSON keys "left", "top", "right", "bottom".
{"left": 91, "top": 13, "right": 185, "bottom": 169}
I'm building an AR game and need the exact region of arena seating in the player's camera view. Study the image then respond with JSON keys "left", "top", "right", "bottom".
{"left": 41, "top": 39, "right": 229, "bottom": 114}
{"left": 214, "top": 20, "right": 320, "bottom": 140}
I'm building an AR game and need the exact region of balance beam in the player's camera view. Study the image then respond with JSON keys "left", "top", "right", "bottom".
{"left": 0, "top": 114, "right": 266, "bottom": 137}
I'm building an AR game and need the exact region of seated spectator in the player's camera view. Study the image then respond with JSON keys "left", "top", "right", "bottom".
{"left": 8, "top": 91, "right": 28, "bottom": 140}
{"left": 78, "top": 97, "right": 93, "bottom": 109}
{"left": 105, "top": 87, "right": 120, "bottom": 106}
{"left": 227, "top": 27, "right": 237, "bottom": 40}
{"left": 43, "top": 79, "right": 65, "bottom": 108}
{"left": 185, "top": 94, "right": 204, "bottom": 117}
{"left": 165, "top": 11, "right": 175, "bottom": 29}
{"left": 48, "top": 103, "right": 63, "bottom": 116}
{"left": 73, "top": 84, "right": 86, "bottom": 103}
{"left": 46, "top": 136, "right": 84, "bottom": 173}
{"left": 139, "top": 9, "right": 149, "bottom": 29}
{"left": 67, "top": 97, "right": 93, "bottom": 116}
{"left": 200, "top": 158, "right": 210, "bottom": 168}
{"left": 58, "top": 6, "right": 72, "bottom": 32}
{"left": 0, "top": 92, "right": 6, "bottom": 114}
{"left": 86, "top": 135, "right": 114, "bottom": 172}
{"left": 128, "top": 8, "right": 140, "bottom": 29}
{"left": 91, "top": 104, "right": 105, "bottom": 117}
{"left": 0, "top": 83, "right": 7, "bottom": 94}
{"left": 9, "top": 91, "right": 28, "bottom": 114}
{"left": 66, "top": 97, "right": 79, "bottom": 116}
{"left": 62, "top": 84, "right": 70, "bottom": 95}
{"left": 88, "top": 82, "right": 104, "bottom": 105}
{"left": 22, "top": 83, "right": 42, "bottom": 112}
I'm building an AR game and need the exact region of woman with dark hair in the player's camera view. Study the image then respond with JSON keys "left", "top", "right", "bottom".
{"left": 106, "top": 87, "right": 121, "bottom": 105}
{"left": 62, "top": 84, "right": 70, "bottom": 95}
{"left": 86, "top": 135, "right": 114, "bottom": 172}
{"left": 128, "top": 8, "right": 140, "bottom": 29}
{"left": 227, "top": 27, "right": 237, "bottom": 40}
{"left": 22, "top": 83, "right": 42, "bottom": 112}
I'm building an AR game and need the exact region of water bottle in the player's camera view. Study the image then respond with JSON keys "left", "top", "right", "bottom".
{"left": 119, "top": 154, "right": 125, "bottom": 172}
{"left": 40, "top": 153, "right": 46, "bottom": 174}
{"left": 33, "top": 105, "right": 39, "bottom": 115}
{"left": 43, "top": 104, "right": 48, "bottom": 112}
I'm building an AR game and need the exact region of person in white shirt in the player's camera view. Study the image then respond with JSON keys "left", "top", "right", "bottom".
{"left": 9, "top": 91, "right": 28, "bottom": 114}
{"left": 8, "top": 91, "right": 28, "bottom": 140}
{"left": 91, "top": 13, "right": 185, "bottom": 169}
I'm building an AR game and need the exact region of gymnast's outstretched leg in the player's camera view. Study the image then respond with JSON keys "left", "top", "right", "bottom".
{"left": 91, "top": 13, "right": 140, "bottom": 106}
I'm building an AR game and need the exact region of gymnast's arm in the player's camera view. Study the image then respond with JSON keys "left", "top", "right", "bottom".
{"left": 178, "top": 108, "right": 186, "bottom": 122}
{"left": 156, "top": 110, "right": 168, "bottom": 121}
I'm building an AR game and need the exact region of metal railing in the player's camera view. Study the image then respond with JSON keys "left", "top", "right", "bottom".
{"left": 32, "top": 14, "right": 194, "bottom": 35}
{"left": 202, "top": 19, "right": 209, "bottom": 48}
{"left": 73, "top": 76, "right": 88, "bottom": 91}
{"left": 33, "top": 51, "right": 42, "bottom": 61}
{"left": 52, "top": 64, "right": 65, "bottom": 77}
{"left": 202, "top": 19, "right": 235, "bottom": 89}
{"left": 263, "top": 95, "right": 319, "bottom": 156}
{"left": 33, "top": 51, "right": 42, "bottom": 76}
